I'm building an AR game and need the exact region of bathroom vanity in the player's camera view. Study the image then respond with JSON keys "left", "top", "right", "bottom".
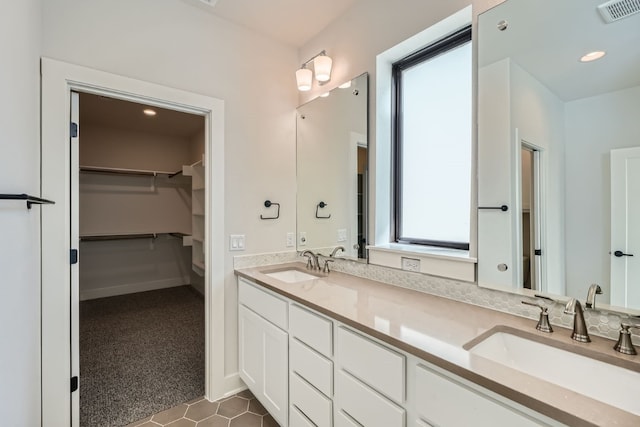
{"left": 236, "top": 264, "right": 640, "bottom": 427}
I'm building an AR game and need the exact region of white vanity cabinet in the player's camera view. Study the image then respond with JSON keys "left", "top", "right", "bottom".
{"left": 238, "top": 279, "right": 289, "bottom": 426}
{"left": 237, "top": 276, "right": 564, "bottom": 427}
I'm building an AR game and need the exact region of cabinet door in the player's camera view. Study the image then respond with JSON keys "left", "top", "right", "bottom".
{"left": 263, "top": 316, "right": 289, "bottom": 426}
{"left": 239, "top": 305, "right": 262, "bottom": 389}
{"left": 238, "top": 305, "right": 288, "bottom": 426}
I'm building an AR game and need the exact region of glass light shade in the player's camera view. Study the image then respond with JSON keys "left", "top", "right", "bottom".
{"left": 296, "top": 68, "right": 312, "bottom": 91}
{"left": 314, "top": 55, "right": 333, "bottom": 82}
{"left": 580, "top": 51, "right": 606, "bottom": 62}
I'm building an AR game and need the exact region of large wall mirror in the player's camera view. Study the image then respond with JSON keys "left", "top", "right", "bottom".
{"left": 296, "top": 73, "right": 368, "bottom": 261}
{"left": 477, "top": 0, "right": 640, "bottom": 311}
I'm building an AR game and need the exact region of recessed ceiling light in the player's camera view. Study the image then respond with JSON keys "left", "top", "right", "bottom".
{"left": 320, "top": 92, "right": 330, "bottom": 98}
{"left": 143, "top": 109, "right": 157, "bottom": 116}
{"left": 338, "top": 81, "right": 352, "bottom": 89}
{"left": 580, "top": 51, "right": 606, "bottom": 62}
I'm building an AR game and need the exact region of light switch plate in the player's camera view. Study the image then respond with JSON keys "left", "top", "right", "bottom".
{"left": 401, "top": 257, "right": 420, "bottom": 272}
{"left": 286, "top": 232, "right": 295, "bottom": 247}
{"left": 229, "top": 234, "right": 245, "bottom": 251}
{"left": 337, "top": 228, "right": 347, "bottom": 242}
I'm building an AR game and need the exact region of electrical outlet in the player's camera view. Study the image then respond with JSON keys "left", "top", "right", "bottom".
{"left": 401, "top": 257, "right": 420, "bottom": 272}
{"left": 337, "top": 228, "right": 347, "bottom": 242}
{"left": 286, "top": 232, "right": 295, "bottom": 247}
{"left": 229, "top": 234, "right": 245, "bottom": 251}
{"left": 299, "top": 232, "right": 307, "bottom": 246}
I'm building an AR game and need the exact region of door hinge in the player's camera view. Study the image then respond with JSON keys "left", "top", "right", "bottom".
{"left": 534, "top": 249, "right": 542, "bottom": 256}
{"left": 71, "top": 376, "right": 78, "bottom": 393}
{"left": 70, "top": 122, "right": 78, "bottom": 138}
{"left": 70, "top": 249, "right": 78, "bottom": 265}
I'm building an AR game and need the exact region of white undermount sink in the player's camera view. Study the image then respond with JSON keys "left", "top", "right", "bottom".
{"left": 467, "top": 330, "right": 640, "bottom": 415}
{"left": 264, "top": 269, "right": 319, "bottom": 283}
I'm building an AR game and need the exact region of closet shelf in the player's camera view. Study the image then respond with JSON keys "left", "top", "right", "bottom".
{"left": 192, "top": 260, "right": 205, "bottom": 274}
{"left": 80, "top": 232, "right": 188, "bottom": 242}
{"left": 80, "top": 165, "right": 183, "bottom": 177}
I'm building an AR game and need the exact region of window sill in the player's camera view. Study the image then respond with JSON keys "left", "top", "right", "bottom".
{"left": 368, "top": 243, "right": 476, "bottom": 282}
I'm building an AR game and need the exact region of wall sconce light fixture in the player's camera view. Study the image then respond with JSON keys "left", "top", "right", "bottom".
{"left": 296, "top": 50, "right": 333, "bottom": 92}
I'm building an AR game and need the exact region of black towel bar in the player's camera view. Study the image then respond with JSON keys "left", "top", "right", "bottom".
{"left": 0, "top": 193, "right": 55, "bottom": 209}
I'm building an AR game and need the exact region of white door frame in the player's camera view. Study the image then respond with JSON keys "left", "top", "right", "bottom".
{"left": 41, "top": 57, "right": 226, "bottom": 426}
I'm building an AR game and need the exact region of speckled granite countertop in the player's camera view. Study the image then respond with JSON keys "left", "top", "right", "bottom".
{"left": 235, "top": 263, "right": 640, "bottom": 427}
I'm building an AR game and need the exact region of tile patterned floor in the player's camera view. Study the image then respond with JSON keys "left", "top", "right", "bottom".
{"left": 126, "top": 390, "right": 279, "bottom": 427}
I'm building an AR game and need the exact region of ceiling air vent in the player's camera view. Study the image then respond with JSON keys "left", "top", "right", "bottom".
{"left": 597, "top": 0, "right": 640, "bottom": 23}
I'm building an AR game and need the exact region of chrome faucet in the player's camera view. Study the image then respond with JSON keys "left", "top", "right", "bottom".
{"left": 330, "top": 246, "right": 345, "bottom": 257}
{"left": 585, "top": 284, "right": 603, "bottom": 309}
{"left": 301, "top": 250, "right": 320, "bottom": 270}
{"left": 564, "top": 299, "right": 590, "bottom": 342}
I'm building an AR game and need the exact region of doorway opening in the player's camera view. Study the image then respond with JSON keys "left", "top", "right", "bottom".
{"left": 520, "top": 144, "right": 542, "bottom": 290}
{"left": 41, "top": 58, "right": 228, "bottom": 427}
{"left": 74, "top": 92, "right": 206, "bottom": 425}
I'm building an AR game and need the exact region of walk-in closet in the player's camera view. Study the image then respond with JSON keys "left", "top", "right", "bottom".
{"left": 77, "top": 93, "right": 206, "bottom": 426}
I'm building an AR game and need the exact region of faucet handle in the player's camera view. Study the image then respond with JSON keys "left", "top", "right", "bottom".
{"left": 521, "top": 300, "right": 553, "bottom": 333}
{"left": 614, "top": 322, "right": 640, "bottom": 355}
{"left": 323, "top": 258, "right": 335, "bottom": 273}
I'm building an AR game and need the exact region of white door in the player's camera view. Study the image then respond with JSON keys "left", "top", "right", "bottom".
{"left": 611, "top": 147, "right": 640, "bottom": 307}
{"left": 70, "top": 91, "right": 81, "bottom": 426}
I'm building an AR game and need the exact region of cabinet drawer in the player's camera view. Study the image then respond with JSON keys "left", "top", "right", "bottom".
{"left": 336, "top": 370, "right": 405, "bottom": 427}
{"left": 290, "top": 405, "right": 316, "bottom": 427}
{"left": 336, "top": 327, "right": 405, "bottom": 403}
{"left": 335, "top": 410, "right": 363, "bottom": 427}
{"left": 290, "top": 304, "right": 333, "bottom": 357}
{"left": 291, "top": 338, "right": 333, "bottom": 397}
{"left": 239, "top": 278, "right": 287, "bottom": 330}
{"left": 291, "top": 372, "right": 333, "bottom": 427}
{"left": 415, "top": 364, "right": 545, "bottom": 427}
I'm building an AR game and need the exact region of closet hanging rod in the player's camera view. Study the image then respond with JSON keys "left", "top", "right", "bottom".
{"left": 80, "top": 232, "right": 188, "bottom": 242}
{"left": 79, "top": 165, "right": 183, "bottom": 177}
{"left": 0, "top": 193, "right": 55, "bottom": 209}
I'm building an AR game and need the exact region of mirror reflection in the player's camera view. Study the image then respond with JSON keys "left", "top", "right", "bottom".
{"left": 477, "top": 0, "right": 640, "bottom": 310}
{"left": 296, "top": 73, "right": 368, "bottom": 260}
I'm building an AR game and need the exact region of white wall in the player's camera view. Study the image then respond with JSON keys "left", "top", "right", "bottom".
{"left": 42, "top": 0, "right": 298, "bottom": 387}
{"left": 0, "top": 1, "right": 42, "bottom": 425}
{"left": 78, "top": 121, "right": 195, "bottom": 299}
{"left": 80, "top": 124, "right": 202, "bottom": 172}
{"left": 79, "top": 236, "right": 192, "bottom": 300}
{"left": 564, "top": 85, "right": 640, "bottom": 300}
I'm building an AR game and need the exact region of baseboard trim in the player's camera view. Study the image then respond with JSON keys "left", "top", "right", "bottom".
{"left": 80, "top": 276, "right": 190, "bottom": 300}
{"left": 218, "top": 373, "right": 245, "bottom": 400}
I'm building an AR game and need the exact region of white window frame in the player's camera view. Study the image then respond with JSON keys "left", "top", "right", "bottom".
{"left": 370, "top": 6, "right": 477, "bottom": 281}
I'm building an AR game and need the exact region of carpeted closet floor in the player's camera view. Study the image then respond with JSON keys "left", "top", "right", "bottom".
{"left": 80, "top": 286, "right": 205, "bottom": 427}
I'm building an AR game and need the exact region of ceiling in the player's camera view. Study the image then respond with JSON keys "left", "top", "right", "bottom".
{"left": 183, "top": 0, "right": 358, "bottom": 47}
{"left": 478, "top": 0, "right": 640, "bottom": 101}
{"left": 79, "top": 93, "right": 204, "bottom": 138}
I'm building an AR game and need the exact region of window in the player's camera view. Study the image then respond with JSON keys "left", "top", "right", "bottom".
{"left": 392, "top": 26, "right": 472, "bottom": 250}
